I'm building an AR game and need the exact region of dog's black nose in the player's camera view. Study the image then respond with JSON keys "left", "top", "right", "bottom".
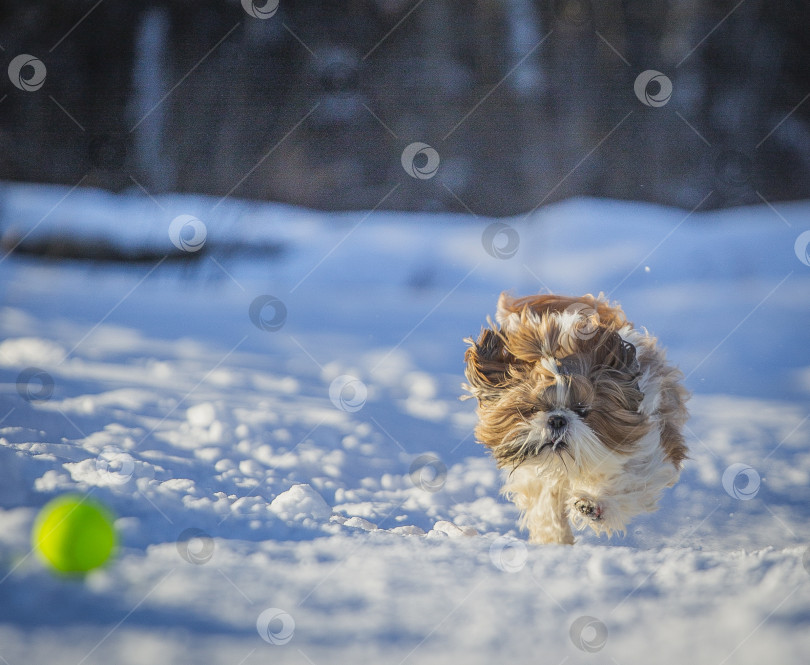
{"left": 548, "top": 414, "right": 567, "bottom": 431}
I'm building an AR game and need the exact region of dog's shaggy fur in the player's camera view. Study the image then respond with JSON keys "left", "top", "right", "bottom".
{"left": 463, "top": 293, "right": 688, "bottom": 544}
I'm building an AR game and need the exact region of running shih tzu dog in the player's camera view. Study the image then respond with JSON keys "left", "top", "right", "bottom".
{"left": 463, "top": 293, "right": 688, "bottom": 544}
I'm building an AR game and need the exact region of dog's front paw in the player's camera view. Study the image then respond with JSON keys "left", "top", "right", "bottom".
{"left": 574, "top": 497, "right": 603, "bottom": 522}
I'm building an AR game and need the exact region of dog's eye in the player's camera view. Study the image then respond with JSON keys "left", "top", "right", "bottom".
{"left": 520, "top": 404, "right": 541, "bottom": 416}
{"left": 572, "top": 404, "right": 590, "bottom": 417}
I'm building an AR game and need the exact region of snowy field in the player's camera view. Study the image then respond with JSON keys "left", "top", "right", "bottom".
{"left": 1, "top": 181, "right": 809, "bottom": 664}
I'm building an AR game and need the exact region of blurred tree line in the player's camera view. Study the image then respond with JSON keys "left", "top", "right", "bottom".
{"left": 0, "top": 0, "right": 808, "bottom": 215}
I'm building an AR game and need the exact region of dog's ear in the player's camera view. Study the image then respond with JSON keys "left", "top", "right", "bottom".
{"left": 593, "top": 331, "right": 639, "bottom": 374}
{"left": 494, "top": 292, "right": 517, "bottom": 328}
{"left": 590, "top": 330, "right": 644, "bottom": 414}
{"left": 463, "top": 326, "right": 513, "bottom": 401}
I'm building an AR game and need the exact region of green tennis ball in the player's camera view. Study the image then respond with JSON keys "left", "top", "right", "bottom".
{"left": 32, "top": 494, "right": 116, "bottom": 574}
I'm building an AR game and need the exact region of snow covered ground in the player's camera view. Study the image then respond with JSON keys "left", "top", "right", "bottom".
{"left": 1, "top": 181, "right": 809, "bottom": 664}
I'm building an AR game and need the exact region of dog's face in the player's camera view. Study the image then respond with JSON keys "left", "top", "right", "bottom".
{"left": 464, "top": 293, "right": 651, "bottom": 475}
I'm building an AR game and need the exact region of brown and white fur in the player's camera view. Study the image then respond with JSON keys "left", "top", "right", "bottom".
{"left": 463, "top": 293, "right": 689, "bottom": 544}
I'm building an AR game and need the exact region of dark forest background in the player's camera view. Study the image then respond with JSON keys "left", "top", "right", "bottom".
{"left": 1, "top": 0, "right": 808, "bottom": 216}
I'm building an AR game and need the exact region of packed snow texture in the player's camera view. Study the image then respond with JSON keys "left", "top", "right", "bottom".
{"left": 1, "top": 182, "right": 809, "bottom": 664}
